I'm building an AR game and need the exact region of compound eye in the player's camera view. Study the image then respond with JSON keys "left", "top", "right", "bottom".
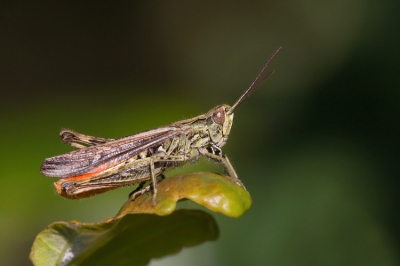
{"left": 212, "top": 106, "right": 225, "bottom": 125}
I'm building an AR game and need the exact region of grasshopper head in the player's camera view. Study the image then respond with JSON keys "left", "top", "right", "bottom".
{"left": 206, "top": 104, "right": 234, "bottom": 148}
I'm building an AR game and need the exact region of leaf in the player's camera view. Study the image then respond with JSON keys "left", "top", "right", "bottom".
{"left": 117, "top": 172, "right": 252, "bottom": 218}
{"left": 30, "top": 210, "right": 218, "bottom": 266}
{"left": 30, "top": 172, "right": 251, "bottom": 265}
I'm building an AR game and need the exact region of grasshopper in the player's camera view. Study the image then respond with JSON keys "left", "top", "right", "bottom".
{"left": 41, "top": 47, "right": 281, "bottom": 204}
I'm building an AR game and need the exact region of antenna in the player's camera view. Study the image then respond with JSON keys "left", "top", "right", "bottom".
{"left": 228, "top": 46, "right": 282, "bottom": 113}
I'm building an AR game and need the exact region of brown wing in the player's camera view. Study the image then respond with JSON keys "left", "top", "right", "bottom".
{"left": 41, "top": 126, "right": 184, "bottom": 178}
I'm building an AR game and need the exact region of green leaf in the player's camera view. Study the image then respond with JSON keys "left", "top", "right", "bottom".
{"left": 30, "top": 172, "right": 251, "bottom": 265}
{"left": 30, "top": 210, "right": 218, "bottom": 266}
{"left": 117, "top": 172, "right": 252, "bottom": 218}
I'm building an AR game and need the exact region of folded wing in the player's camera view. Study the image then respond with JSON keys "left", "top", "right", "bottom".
{"left": 41, "top": 126, "right": 182, "bottom": 178}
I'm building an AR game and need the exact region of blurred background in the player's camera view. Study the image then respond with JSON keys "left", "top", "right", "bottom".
{"left": 1, "top": 1, "right": 399, "bottom": 265}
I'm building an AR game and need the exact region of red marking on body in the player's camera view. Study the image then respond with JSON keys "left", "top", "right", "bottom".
{"left": 63, "top": 163, "right": 111, "bottom": 181}
{"left": 54, "top": 160, "right": 123, "bottom": 199}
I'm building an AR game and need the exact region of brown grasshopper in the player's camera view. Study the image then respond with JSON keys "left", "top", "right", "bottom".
{"left": 40, "top": 47, "right": 281, "bottom": 204}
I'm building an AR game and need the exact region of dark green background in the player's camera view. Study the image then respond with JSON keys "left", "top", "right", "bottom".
{"left": 1, "top": 1, "right": 398, "bottom": 265}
